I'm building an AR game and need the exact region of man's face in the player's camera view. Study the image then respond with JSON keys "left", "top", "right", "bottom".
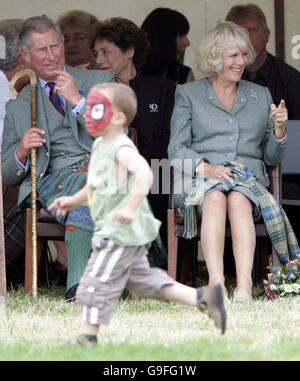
{"left": 21, "top": 28, "right": 65, "bottom": 81}
{"left": 236, "top": 18, "right": 270, "bottom": 58}
{"left": 85, "top": 90, "right": 113, "bottom": 136}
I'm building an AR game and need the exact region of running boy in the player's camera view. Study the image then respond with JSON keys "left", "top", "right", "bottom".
{"left": 48, "top": 83, "right": 227, "bottom": 348}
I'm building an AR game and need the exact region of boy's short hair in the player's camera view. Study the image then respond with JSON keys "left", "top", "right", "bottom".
{"left": 90, "top": 83, "right": 137, "bottom": 126}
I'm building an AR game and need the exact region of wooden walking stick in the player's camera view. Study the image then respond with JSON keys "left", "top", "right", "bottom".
{"left": 9, "top": 69, "right": 38, "bottom": 297}
{"left": 0, "top": 156, "right": 6, "bottom": 305}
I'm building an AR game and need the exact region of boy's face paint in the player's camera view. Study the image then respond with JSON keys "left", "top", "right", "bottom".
{"left": 85, "top": 90, "right": 113, "bottom": 136}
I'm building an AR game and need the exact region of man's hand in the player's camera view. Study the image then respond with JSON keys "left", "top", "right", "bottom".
{"left": 112, "top": 206, "right": 136, "bottom": 224}
{"left": 16, "top": 128, "right": 46, "bottom": 164}
{"left": 271, "top": 99, "right": 288, "bottom": 139}
{"left": 48, "top": 196, "right": 77, "bottom": 216}
{"left": 54, "top": 70, "right": 81, "bottom": 107}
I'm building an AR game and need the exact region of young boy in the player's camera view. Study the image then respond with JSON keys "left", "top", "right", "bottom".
{"left": 48, "top": 83, "right": 227, "bottom": 348}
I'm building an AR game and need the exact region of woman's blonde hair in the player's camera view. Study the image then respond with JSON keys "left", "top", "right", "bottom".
{"left": 196, "top": 21, "right": 256, "bottom": 77}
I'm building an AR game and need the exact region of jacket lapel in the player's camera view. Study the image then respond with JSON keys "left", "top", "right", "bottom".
{"left": 206, "top": 78, "right": 248, "bottom": 115}
{"left": 231, "top": 83, "right": 247, "bottom": 114}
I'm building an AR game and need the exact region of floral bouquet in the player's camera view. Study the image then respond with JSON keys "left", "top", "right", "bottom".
{"left": 263, "top": 261, "right": 300, "bottom": 299}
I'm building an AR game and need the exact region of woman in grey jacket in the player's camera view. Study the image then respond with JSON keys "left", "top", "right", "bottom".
{"left": 168, "top": 22, "right": 288, "bottom": 302}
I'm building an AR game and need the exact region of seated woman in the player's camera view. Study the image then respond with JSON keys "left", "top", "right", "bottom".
{"left": 141, "top": 7, "right": 195, "bottom": 84}
{"left": 94, "top": 17, "right": 176, "bottom": 267}
{"left": 168, "top": 21, "right": 299, "bottom": 302}
{"left": 57, "top": 10, "right": 101, "bottom": 69}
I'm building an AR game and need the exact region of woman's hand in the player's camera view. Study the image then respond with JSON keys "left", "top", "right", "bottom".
{"left": 271, "top": 99, "right": 288, "bottom": 139}
{"left": 197, "top": 162, "right": 233, "bottom": 183}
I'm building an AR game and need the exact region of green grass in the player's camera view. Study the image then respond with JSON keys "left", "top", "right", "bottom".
{"left": 0, "top": 287, "right": 300, "bottom": 360}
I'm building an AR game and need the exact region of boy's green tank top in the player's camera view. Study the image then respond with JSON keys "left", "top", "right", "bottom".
{"left": 87, "top": 133, "right": 161, "bottom": 246}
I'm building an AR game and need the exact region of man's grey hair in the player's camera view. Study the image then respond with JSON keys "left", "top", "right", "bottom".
{"left": 19, "top": 15, "right": 64, "bottom": 51}
{"left": 0, "top": 19, "right": 24, "bottom": 72}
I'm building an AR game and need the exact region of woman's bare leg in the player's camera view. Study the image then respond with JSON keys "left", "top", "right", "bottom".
{"left": 201, "top": 191, "right": 227, "bottom": 288}
{"left": 227, "top": 191, "right": 256, "bottom": 296}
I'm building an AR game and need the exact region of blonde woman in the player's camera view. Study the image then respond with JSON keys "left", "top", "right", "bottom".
{"left": 168, "top": 22, "right": 295, "bottom": 302}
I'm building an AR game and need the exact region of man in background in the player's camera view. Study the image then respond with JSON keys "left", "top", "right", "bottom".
{"left": 226, "top": 3, "right": 300, "bottom": 120}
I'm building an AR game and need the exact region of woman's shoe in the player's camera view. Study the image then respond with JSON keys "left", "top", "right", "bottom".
{"left": 232, "top": 289, "right": 252, "bottom": 303}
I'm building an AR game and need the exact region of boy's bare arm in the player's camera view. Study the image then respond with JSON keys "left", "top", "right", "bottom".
{"left": 112, "top": 146, "right": 153, "bottom": 224}
{"left": 48, "top": 183, "right": 89, "bottom": 216}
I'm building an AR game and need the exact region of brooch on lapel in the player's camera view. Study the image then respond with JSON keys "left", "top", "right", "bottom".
{"left": 249, "top": 89, "right": 258, "bottom": 102}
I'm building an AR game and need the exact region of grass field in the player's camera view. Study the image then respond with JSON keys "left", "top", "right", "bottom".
{"left": 0, "top": 287, "right": 299, "bottom": 361}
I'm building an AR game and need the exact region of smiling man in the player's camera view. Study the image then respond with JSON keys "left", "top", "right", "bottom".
{"left": 1, "top": 15, "right": 114, "bottom": 300}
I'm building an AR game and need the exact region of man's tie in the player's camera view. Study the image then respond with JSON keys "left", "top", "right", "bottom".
{"left": 47, "top": 82, "right": 65, "bottom": 116}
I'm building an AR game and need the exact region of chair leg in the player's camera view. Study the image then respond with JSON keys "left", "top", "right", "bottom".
{"left": 271, "top": 246, "right": 280, "bottom": 267}
{"left": 167, "top": 209, "right": 178, "bottom": 280}
{"left": 178, "top": 239, "right": 195, "bottom": 285}
{"left": 43, "top": 249, "right": 52, "bottom": 289}
{"left": 255, "top": 238, "right": 270, "bottom": 282}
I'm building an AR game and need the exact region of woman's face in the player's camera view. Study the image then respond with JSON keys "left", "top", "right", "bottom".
{"left": 218, "top": 45, "right": 248, "bottom": 83}
{"left": 94, "top": 39, "right": 134, "bottom": 77}
{"left": 176, "top": 35, "right": 190, "bottom": 60}
{"left": 63, "top": 25, "right": 94, "bottom": 67}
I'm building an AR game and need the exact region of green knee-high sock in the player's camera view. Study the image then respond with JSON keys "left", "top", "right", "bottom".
{"left": 65, "top": 228, "right": 92, "bottom": 290}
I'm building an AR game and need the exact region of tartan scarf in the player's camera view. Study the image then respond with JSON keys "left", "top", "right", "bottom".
{"left": 181, "top": 161, "right": 300, "bottom": 264}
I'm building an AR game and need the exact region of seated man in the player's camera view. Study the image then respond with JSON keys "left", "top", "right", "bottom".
{"left": 1, "top": 15, "right": 114, "bottom": 300}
